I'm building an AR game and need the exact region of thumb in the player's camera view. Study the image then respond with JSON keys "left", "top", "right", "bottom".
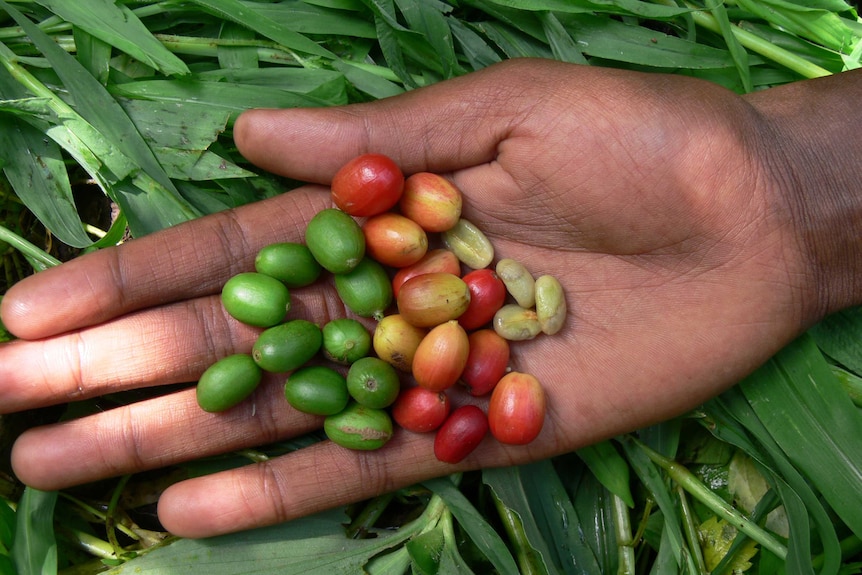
{"left": 233, "top": 59, "right": 547, "bottom": 182}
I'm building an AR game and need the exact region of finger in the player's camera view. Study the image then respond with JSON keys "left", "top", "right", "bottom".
{"left": 0, "top": 185, "right": 330, "bottom": 341}
{"left": 10, "top": 381, "right": 321, "bottom": 491}
{"left": 0, "top": 282, "right": 349, "bottom": 413}
{"left": 232, "top": 59, "right": 566, "bottom": 181}
{"left": 155, "top": 422, "right": 557, "bottom": 538}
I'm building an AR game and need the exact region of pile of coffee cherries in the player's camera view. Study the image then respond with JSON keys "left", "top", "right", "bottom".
{"left": 196, "top": 154, "right": 567, "bottom": 463}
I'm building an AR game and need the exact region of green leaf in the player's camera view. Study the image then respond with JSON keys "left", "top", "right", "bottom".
{"left": 618, "top": 439, "right": 690, "bottom": 570}
{"left": 482, "top": 466, "right": 556, "bottom": 575}
{"left": 448, "top": 18, "right": 503, "bottom": 70}
{"left": 118, "top": 99, "right": 232, "bottom": 151}
{"left": 154, "top": 148, "right": 255, "bottom": 181}
{"left": 740, "top": 334, "right": 862, "bottom": 539}
{"left": 0, "top": 108, "right": 93, "bottom": 248}
{"left": 474, "top": 21, "right": 554, "bottom": 59}
{"left": 559, "top": 14, "right": 740, "bottom": 69}
{"left": 423, "top": 476, "right": 519, "bottom": 575}
{"left": 704, "top": 389, "right": 841, "bottom": 575}
{"left": 0, "top": 499, "right": 14, "bottom": 553}
{"left": 406, "top": 525, "right": 445, "bottom": 574}
{"left": 0, "top": 0, "right": 202, "bottom": 237}
{"left": 73, "top": 27, "right": 112, "bottom": 85}
{"left": 332, "top": 60, "right": 406, "bottom": 99}
{"left": 394, "top": 0, "right": 459, "bottom": 78}
{"left": 576, "top": 441, "right": 634, "bottom": 508}
{"left": 185, "top": 0, "right": 336, "bottom": 59}
{"left": 734, "top": 0, "right": 859, "bottom": 53}
{"left": 11, "top": 488, "right": 57, "bottom": 575}
{"left": 809, "top": 306, "right": 862, "bottom": 376}
{"left": 520, "top": 459, "right": 605, "bottom": 574}
{"left": 110, "top": 79, "right": 327, "bottom": 121}
{"left": 106, "top": 507, "right": 413, "bottom": 574}
{"left": 0, "top": 2, "right": 177, "bottom": 194}
{"left": 570, "top": 472, "right": 618, "bottom": 573}
{"left": 365, "top": 545, "right": 411, "bottom": 574}
{"left": 707, "top": 1, "right": 753, "bottom": 92}
{"left": 250, "top": 0, "right": 377, "bottom": 38}
{"left": 33, "top": 0, "right": 190, "bottom": 76}
{"left": 217, "top": 22, "right": 260, "bottom": 70}
{"left": 365, "top": 0, "right": 419, "bottom": 88}
{"left": 480, "top": 0, "right": 697, "bottom": 18}
{"left": 195, "top": 67, "right": 348, "bottom": 104}
{"left": 538, "top": 12, "right": 588, "bottom": 65}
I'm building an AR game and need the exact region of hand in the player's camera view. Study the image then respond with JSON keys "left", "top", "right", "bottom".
{"left": 0, "top": 59, "right": 854, "bottom": 538}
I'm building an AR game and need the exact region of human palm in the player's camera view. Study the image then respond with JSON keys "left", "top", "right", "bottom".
{"left": 0, "top": 59, "right": 812, "bottom": 537}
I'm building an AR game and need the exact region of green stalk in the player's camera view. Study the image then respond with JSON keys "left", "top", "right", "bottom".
{"left": 345, "top": 492, "right": 395, "bottom": 539}
{"left": 105, "top": 474, "right": 132, "bottom": 557}
{"left": 490, "top": 488, "right": 545, "bottom": 575}
{"left": 651, "top": 0, "right": 832, "bottom": 78}
{"left": 67, "top": 529, "right": 117, "bottom": 560}
{"left": 611, "top": 493, "right": 637, "bottom": 575}
{"left": 60, "top": 492, "right": 139, "bottom": 541}
{"left": 635, "top": 439, "right": 788, "bottom": 561}
{"left": 0, "top": 224, "right": 60, "bottom": 269}
{"left": 676, "top": 486, "right": 708, "bottom": 575}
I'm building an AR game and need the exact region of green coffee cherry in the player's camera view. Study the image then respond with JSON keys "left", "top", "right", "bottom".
{"left": 324, "top": 402, "right": 393, "bottom": 451}
{"left": 196, "top": 354, "right": 262, "bottom": 412}
{"left": 221, "top": 272, "right": 290, "bottom": 327}
{"left": 254, "top": 242, "right": 322, "bottom": 288}
{"left": 284, "top": 365, "right": 349, "bottom": 416}
{"left": 322, "top": 318, "right": 372, "bottom": 365}
{"left": 346, "top": 357, "right": 401, "bottom": 409}
{"left": 252, "top": 319, "right": 322, "bottom": 373}
{"left": 334, "top": 257, "right": 393, "bottom": 320}
{"left": 305, "top": 208, "right": 365, "bottom": 274}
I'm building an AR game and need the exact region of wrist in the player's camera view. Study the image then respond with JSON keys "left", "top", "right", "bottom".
{"left": 746, "top": 70, "right": 862, "bottom": 325}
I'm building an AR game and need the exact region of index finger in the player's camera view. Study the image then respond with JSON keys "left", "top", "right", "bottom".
{"left": 1, "top": 185, "right": 330, "bottom": 341}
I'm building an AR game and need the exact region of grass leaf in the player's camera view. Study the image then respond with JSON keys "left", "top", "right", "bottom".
{"left": 424, "top": 475, "right": 520, "bottom": 575}
{"left": 394, "top": 0, "right": 460, "bottom": 78}
{"left": 34, "top": 0, "right": 189, "bottom": 76}
{"left": 105, "top": 507, "right": 414, "bottom": 574}
{"left": 0, "top": 1, "right": 187, "bottom": 201}
{"left": 734, "top": 0, "right": 860, "bottom": 53}
{"left": 11, "top": 488, "right": 57, "bottom": 575}
{"left": 480, "top": 0, "right": 696, "bottom": 18}
{"left": 0, "top": 113, "right": 92, "bottom": 247}
{"left": 539, "top": 12, "right": 588, "bottom": 65}
{"left": 740, "top": 334, "right": 862, "bottom": 539}
{"left": 576, "top": 441, "right": 635, "bottom": 508}
{"left": 185, "top": 0, "right": 336, "bottom": 59}
{"left": 619, "top": 437, "right": 690, "bottom": 570}
{"left": 704, "top": 389, "right": 842, "bottom": 575}
{"left": 110, "top": 79, "right": 330, "bottom": 121}
{"left": 559, "top": 13, "right": 741, "bottom": 69}
{"left": 809, "top": 306, "right": 862, "bottom": 376}
{"left": 707, "top": 1, "right": 753, "bottom": 92}
{"left": 521, "top": 459, "right": 605, "bottom": 574}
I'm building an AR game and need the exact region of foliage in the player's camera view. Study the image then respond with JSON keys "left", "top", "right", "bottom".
{"left": 0, "top": 1, "right": 861, "bottom": 574}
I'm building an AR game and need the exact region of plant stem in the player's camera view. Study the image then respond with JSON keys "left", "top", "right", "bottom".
{"left": 635, "top": 439, "right": 788, "bottom": 561}
{"left": 650, "top": 0, "right": 832, "bottom": 78}
{"left": 676, "top": 485, "right": 709, "bottom": 575}
{"left": 0, "top": 224, "right": 60, "bottom": 269}
{"left": 345, "top": 492, "right": 395, "bottom": 539}
{"left": 490, "top": 488, "right": 545, "bottom": 575}
{"left": 611, "top": 493, "right": 637, "bottom": 575}
{"left": 106, "top": 475, "right": 132, "bottom": 557}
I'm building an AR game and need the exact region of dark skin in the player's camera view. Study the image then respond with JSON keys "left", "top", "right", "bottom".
{"left": 1, "top": 59, "right": 860, "bottom": 538}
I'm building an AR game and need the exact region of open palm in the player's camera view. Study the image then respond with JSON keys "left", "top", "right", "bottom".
{"left": 0, "top": 59, "right": 816, "bottom": 538}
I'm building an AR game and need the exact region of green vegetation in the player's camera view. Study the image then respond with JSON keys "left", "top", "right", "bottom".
{"left": 1, "top": 1, "right": 861, "bottom": 573}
